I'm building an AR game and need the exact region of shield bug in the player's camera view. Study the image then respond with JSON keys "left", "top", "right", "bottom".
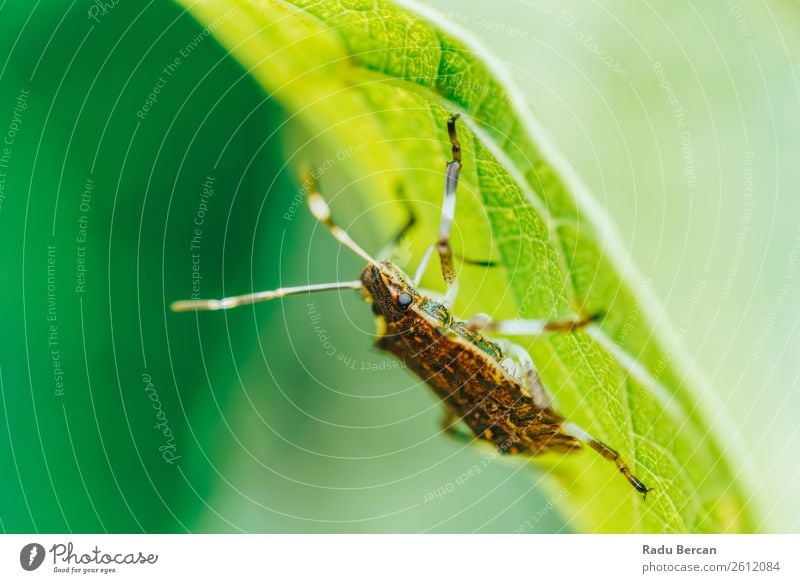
{"left": 172, "top": 115, "right": 651, "bottom": 499}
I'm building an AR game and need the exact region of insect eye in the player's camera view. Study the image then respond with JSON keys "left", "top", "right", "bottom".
{"left": 397, "top": 293, "right": 413, "bottom": 309}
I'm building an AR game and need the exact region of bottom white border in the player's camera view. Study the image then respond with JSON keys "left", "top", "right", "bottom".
{"left": 1, "top": 534, "right": 797, "bottom": 582}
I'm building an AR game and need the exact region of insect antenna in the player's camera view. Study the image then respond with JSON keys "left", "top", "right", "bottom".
{"left": 171, "top": 280, "right": 363, "bottom": 312}
{"left": 171, "top": 171, "right": 375, "bottom": 313}
{"left": 304, "top": 169, "right": 377, "bottom": 265}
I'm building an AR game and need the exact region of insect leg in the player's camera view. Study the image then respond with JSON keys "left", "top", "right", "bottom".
{"left": 416, "top": 117, "right": 494, "bottom": 288}
{"left": 435, "top": 115, "right": 462, "bottom": 306}
{"left": 495, "top": 340, "right": 551, "bottom": 409}
{"left": 440, "top": 407, "right": 473, "bottom": 442}
{"left": 378, "top": 187, "right": 417, "bottom": 260}
{"left": 413, "top": 244, "right": 435, "bottom": 286}
{"left": 562, "top": 421, "right": 652, "bottom": 499}
{"left": 465, "top": 312, "right": 602, "bottom": 337}
{"left": 414, "top": 245, "right": 496, "bottom": 287}
{"left": 457, "top": 255, "right": 496, "bottom": 268}
{"left": 171, "top": 280, "right": 363, "bottom": 312}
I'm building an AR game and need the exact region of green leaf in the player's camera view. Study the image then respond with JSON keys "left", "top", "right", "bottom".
{"left": 177, "top": 0, "right": 759, "bottom": 532}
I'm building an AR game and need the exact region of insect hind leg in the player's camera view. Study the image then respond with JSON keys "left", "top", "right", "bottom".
{"left": 562, "top": 421, "right": 652, "bottom": 499}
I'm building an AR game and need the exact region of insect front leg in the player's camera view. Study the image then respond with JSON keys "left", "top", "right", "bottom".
{"left": 415, "top": 115, "right": 496, "bottom": 292}
{"left": 413, "top": 244, "right": 435, "bottom": 286}
{"left": 433, "top": 115, "right": 462, "bottom": 307}
{"left": 378, "top": 185, "right": 417, "bottom": 261}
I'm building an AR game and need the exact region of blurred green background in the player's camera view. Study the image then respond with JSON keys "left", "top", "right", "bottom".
{"left": 1, "top": 0, "right": 798, "bottom": 533}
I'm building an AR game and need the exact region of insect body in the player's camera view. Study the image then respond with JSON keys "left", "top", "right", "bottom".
{"left": 172, "top": 116, "right": 651, "bottom": 499}
{"left": 364, "top": 260, "right": 578, "bottom": 456}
